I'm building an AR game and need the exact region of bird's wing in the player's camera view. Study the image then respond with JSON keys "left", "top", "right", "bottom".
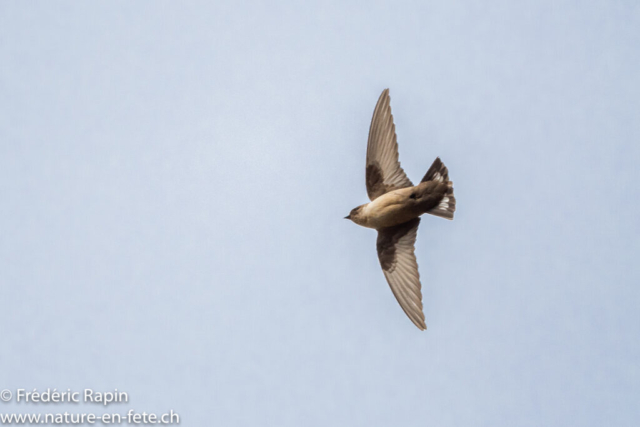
{"left": 366, "top": 89, "right": 413, "bottom": 201}
{"left": 376, "top": 218, "right": 426, "bottom": 330}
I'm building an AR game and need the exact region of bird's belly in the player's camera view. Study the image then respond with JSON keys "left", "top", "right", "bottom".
{"left": 362, "top": 190, "right": 418, "bottom": 229}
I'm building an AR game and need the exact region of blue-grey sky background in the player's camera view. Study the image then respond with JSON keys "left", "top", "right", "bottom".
{"left": 1, "top": 1, "right": 639, "bottom": 425}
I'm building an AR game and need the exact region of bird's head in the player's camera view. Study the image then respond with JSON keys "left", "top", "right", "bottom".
{"left": 344, "top": 206, "right": 364, "bottom": 223}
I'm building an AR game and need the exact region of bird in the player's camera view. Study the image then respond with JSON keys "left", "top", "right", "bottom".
{"left": 345, "top": 89, "right": 456, "bottom": 330}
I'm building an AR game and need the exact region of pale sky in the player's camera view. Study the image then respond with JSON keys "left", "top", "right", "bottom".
{"left": 1, "top": 1, "right": 639, "bottom": 425}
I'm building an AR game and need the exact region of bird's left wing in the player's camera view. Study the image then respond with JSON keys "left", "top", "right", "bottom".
{"left": 366, "top": 89, "right": 413, "bottom": 201}
{"left": 376, "top": 218, "right": 426, "bottom": 330}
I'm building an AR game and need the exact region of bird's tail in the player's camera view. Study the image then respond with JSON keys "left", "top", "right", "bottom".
{"left": 422, "top": 157, "right": 456, "bottom": 220}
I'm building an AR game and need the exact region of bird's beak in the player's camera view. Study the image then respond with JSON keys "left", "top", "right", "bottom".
{"left": 344, "top": 215, "right": 351, "bottom": 220}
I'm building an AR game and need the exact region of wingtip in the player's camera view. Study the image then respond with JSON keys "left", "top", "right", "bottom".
{"left": 411, "top": 316, "right": 427, "bottom": 331}
{"left": 417, "top": 313, "right": 427, "bottom": 331}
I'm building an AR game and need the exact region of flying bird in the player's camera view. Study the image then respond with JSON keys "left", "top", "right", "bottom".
{"left": 345, "top": 89, "right": 456, "bottom": 330}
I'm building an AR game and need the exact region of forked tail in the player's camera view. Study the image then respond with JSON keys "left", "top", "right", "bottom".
{"left": 422, "top": 157, "right": 456, "bottom": 220}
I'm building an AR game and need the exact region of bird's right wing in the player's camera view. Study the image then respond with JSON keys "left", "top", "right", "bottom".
{"left": 376, "top": 218, "right": 426, "bottom": 330}
{"left": 366, "top": 89, "right": 413, "bottom": 201}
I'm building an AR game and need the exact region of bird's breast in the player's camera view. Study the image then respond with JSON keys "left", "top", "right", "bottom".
{"left": 361, "top": 187, "right": 419, "bottom": 229}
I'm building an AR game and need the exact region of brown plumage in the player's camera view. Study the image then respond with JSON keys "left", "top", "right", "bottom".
{"left": 345, "top": 89, "right": 456, "bottom": 330}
